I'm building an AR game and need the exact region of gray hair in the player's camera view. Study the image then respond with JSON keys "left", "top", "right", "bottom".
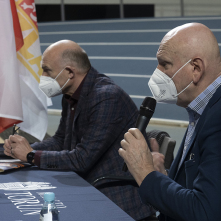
{"left": 61, "top": 48, "right": 91, "bottom": 72}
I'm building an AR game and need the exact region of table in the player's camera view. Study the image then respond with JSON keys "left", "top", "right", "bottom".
{"left": 0, "top": 167, "right": 134, "bottom": 221}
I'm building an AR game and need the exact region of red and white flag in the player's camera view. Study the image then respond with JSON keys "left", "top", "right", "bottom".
{"left": 0, "top": 0, "right": 50, "bottom": 140}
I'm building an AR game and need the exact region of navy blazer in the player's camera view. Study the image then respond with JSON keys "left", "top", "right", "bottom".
{"left": 32, "top": 67, "right": 154, "bottom": 220}
{"left": 139, "top": 86, "right": 221, "bottom": 221}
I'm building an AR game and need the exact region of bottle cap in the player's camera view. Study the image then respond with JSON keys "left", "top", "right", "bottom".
{"left": 44, "top": 192, "right": 55, "bottom": 202}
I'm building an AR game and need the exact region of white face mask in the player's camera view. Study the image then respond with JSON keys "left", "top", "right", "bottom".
{"left": 39, "top": 67, "right": 70, "bottom": 98}
{"left": 148, "top": 59, "right": 192, "bottom": 104}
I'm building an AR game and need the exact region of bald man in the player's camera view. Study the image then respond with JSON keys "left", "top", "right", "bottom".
{"left": 119, "top": 23, "right": 221, "bottom": 221}
{"left": 4, "top": 40, "right": 154, "bottom": 220}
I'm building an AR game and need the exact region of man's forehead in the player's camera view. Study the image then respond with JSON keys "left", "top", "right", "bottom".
{"left": 41, "top": 58, "right": 50, "bottom": 68}
{"left": 157, "top": 44, "right": 170, "bottom": 59}
{"left": 157, "top": 37, "right": 177, "bottom": 59}
{"left": 41, "top": 52, "right": 54, "bottom": 68}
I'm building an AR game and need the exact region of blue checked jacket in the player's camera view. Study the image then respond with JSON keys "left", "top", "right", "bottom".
{"left": 31, "top": 67, "right": 154, "bottom": 220}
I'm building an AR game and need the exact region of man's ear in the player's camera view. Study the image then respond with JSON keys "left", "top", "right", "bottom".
{"left": 191, "top": 58, "right": 205, "bottom": 84}
{"left": 65, "top": 66, "right": 75, "bottom": 79}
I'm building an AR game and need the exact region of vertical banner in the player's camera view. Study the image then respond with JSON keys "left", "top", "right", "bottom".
{"left": 0, "top": 0, "right": 23, "bottom": 133}
{"left": 0, "top": 0, "right": 50, "bottom": 141}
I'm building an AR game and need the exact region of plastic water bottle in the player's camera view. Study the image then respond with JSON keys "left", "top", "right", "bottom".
{"left": 39, "top": 192, "right": 59, "bottom": 221}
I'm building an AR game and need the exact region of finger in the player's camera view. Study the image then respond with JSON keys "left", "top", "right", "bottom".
{"left": 123, "top": 132, "right": 136, "bottom": 144}
{"left": 118, "top": 147, "right": 126, "bottom": 159}
{"left": 150, "top": 138, "right": 160, "bottom": 152}
{"left": 9, "top": 135, "right": 17, "bottom": 143}
{"left": 3, "top": 139, "right": 11, "bottom": 149}
{"left": 120, "top": 139, "right": 128, "bottom": 150}
{"left": 152, "top": 152, "right": 165, "bottom": 162}
{"left": 3, "top": 143, "right": 8, "bottom": 150}
{"left": 3, "top": 145, "right": 11, "bottom": 153}
{"left": 11, "top": 142, "right": 17, "bottom": 149}
{"left": 128, "top": 128, "right": 144, "bottom": 140}
{"left": 9, "top": 134, "right": 24, "bottom": 142}
{"left": 4, "top": 149, "right": 11, "bottom": 156}
{"left": 10, "top": 149, "right": 16, "bottom": 159}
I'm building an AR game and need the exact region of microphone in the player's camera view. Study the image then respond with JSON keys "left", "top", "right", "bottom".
{"left": 122, "top": 96, "right": 156, "bottom": 172}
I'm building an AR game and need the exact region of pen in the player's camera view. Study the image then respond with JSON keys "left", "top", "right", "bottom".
{"left": 12, "top": 124, "right": 20, "bottom": 135}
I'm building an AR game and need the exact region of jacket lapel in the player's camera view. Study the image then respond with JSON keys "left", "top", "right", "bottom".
{"left": 174, "top": 130, "right": 197, "bottom": 178}
{"left": 72, "top": 67, "right": 99, "bottom": 125}
{"left": 168, "top": 129, "right": 187, "bottom": 179}
{"left": 173, "top": 109, "right": 208, "bottom": 179}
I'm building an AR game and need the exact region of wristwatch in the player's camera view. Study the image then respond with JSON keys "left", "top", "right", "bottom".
{"left": 27, "top": 150, "right": 36, "bottom": 164}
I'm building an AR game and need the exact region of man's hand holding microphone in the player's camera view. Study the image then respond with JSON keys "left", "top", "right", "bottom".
{"left": 119, "top": 97, "right": 167, "bottom": 186}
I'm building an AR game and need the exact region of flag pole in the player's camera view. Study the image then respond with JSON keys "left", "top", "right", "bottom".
{"left": 180, "top": 0, "right": 184, "bottom": 17}
{"left": 61, "top": 0, "right": 65, "bottom": 21}
{"left": 119, "top": 0, "right": 124, "bottom": 19}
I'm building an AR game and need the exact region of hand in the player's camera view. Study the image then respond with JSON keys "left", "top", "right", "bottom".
{"left": 4, "top": 135, "right": 33, "bottom": 162}
{"left": 119, "top": 128, "right": 155, "bottom": 186}
{"left": 4, "top": 138, "right": 16, "bottom": 159}
{"left": 150, "top": 138, "right": 167, "bottom": 176}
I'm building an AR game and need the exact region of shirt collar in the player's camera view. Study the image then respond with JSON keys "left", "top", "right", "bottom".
{"left": 186, "top": 75, "right": 221, "bottom": 119}
{"left": 64, "top": 73, "right": 87, "bottom": 103}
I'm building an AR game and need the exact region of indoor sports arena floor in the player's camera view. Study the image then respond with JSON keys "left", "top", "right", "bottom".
{"left": 38, "top": 16, "right": 221, "bottom": 155}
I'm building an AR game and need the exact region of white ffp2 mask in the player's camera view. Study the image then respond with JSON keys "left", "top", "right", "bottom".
{"left": 39, "top": 68, "right": 70, "bottom": 98}
{"left": 148, "top": 59, "right": 192, "bottom": 104}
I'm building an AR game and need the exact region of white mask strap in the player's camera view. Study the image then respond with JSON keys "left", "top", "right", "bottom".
{"left": 175, "top": 81, "right": 193, "bottom": 97}
{"left": 171, "top": 59, "right": 192, "bottom": 80}
{"left": 60, "top": 79, "right": 70, "bottom": 90}
{"left": 54, "top": 67, "right": 70, "bottom": 91}
{"left": 55, "top": 67, "right": 66, "bottom": 80}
